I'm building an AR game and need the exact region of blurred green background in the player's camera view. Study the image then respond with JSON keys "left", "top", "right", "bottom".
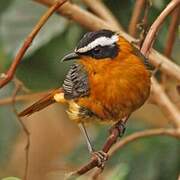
{"left": 0, "top": 0, "right": 179, "bottom": 180}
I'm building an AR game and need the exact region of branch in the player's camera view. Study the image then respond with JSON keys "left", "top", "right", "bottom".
{"left": 109, "top": 128, "right": 180, "bottom": 156}
{"left": 151, "top": 78, "right": 180, "bottom": 128}
{"left": 139, "top": 0, "right": 180, "bottom": 128}
{"left": 161, "top": 5, "right": 180, "bottom": 90}
{"left": 34, "top": 0, "right": 180, "bottom": 83}
{"left": 67, "top": 128, "right": 180, "bottom": 179}
{"left": 128, "top": 0, "right": 145, "bottom": 37}
{"left": 82, "top": 0, "right": 122, "bottom": 30}
{"left": 91, "top": 128, "right": 180, "bottom": 179}
{"left": 11, "top": 79, "right": 31, "bottom": 180}
{"left": 0, "top": 90, "right": 50, "bottom": 105}
{"left": 141, "top": 0, "right": 180, "bottom": 57}
{"left": 164, "top": 6, "right": 180, "bottom": 57}
{"left": 35, "top": 0, "right": 116, "bottom": 31}
{"left": 0, "top": 0, "right": 68, "bottom": 89}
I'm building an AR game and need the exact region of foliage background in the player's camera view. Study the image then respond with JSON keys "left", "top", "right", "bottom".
{"left": 0, "top": 0, "right": 179, "bottom": 179}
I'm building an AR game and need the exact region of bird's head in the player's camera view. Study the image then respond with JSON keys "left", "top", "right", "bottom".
{"left": 61, "top": 29, "right": 133, "bottom": 63}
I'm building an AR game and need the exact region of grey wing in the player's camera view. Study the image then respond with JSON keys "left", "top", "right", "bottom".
{"left": 62, "top": 63, "right": 90, "bottom": 99}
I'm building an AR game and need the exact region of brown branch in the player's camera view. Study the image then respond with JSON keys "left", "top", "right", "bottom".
{"left": 148, "top": 49, "right": 180, "bottom": 82}
{"left": 141, "top": 0, "right": 180, "bottom": 57}
{"left": 109, "top": 128, "right": 180, "bottom": 156}
{"left": 66, "top": 122, "right": 124, "bottom": 178}
{"left": 34, "top": 0, "right": 116, "bottom": 31}
{"left": 138, "top": 0, "right": 151, "bottom": 48}
{"left": 68, "top": 127, "right": 180, "bottom": 179}
{"left": 82, "top": 0, "right": 122, "bottom": 30}
{"left": 91, "top": 128, "right": 180, "bottom": 179}
{"left": 151, "top": 78, "right": 180, "bottom": 128}
{"left": 161, "top": 5, "right": 180, "bottom": 92}
{"left": 11, "top": 79, "right": 31, "bottom": 180}
{"left": 0, "top": 90, "right": 50, "bottom": 105}
{"left": 0, "top": 0, "right": 68, "bottom": 89}
{"left": 164, "top": 6, "right": 180, "bottom": 57}
{"left": 138, "top": 0, "right": 180, "bottom": 128}
{"left": 128, "top": 0, "right": 146, "bottom": 37}
{"left": 34, "top": 0, "right": 180, "bottom": 83}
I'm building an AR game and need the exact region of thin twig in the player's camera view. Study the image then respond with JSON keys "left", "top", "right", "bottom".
{"left": 138, "top": 0, "right": 151, "bottom": 48}
{"left": 66, "top": 122, "right": 124, "bottom": 177}
{"left": 0, "top": 90, "right": 50, "bottom": 105}
{"left": 11, "top": 79, "right": 31, "bottom": 180}
{"left": 128, "top": 0, "right": 146, "bottom": 37}
{"left": 34, "top": 0, "right": 115, "bottom": 31}
{"left": 0, "top": 0, "right": 68, "bottom": 88}
{"left": 109, "top": 128, "right": 180, "bottom": 156}
{"left": 164, "top": 6, "right": 180, "bottom": 57}
{"left": 91, "top": 127, "right": 180, "bottom": 179}
{"left": 139, "top": 0, "right": 180, "bottom": 128}
{"left": 13, "top": 77, "right": 30, "bottom": 93}
{"left": 67, "top": 128, "right": 180, "bottom": 179}
{"left": 161, "top": 5, "right": 180, "bottom": 86}
{"left": 141, "top": 0, "right": 180, "bottom": 57}
{"left": 151, "top": 78, "right": 180, "bottom": 128}
{"left": 82, "top": 0, "right": 122, "bottom": 30}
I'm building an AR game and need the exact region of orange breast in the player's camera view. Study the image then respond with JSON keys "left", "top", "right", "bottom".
{"left": 77, "top": 39, "right": 151, "bottom": 122}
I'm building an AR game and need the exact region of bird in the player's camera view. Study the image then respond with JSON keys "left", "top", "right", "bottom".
{"left": 19, "top": 29, "right": 152, "bottom": 166}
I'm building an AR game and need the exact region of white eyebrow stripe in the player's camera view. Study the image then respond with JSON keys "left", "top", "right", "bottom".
{"left": 75, "top": 34, "right": 118, "bottom": 53}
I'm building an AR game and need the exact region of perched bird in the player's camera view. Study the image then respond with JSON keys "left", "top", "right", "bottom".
{"left": 19, "top": 29, "right": 152, "bottom": 165}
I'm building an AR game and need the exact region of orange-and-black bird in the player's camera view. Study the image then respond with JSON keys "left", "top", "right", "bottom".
{"left": 19, "top": 29, "right": 152, "bottom": 165}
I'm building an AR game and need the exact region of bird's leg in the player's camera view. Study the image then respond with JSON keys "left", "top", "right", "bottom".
{"left": 78, "top": 123, "right": 108, "bottom": 168}
{"left": 78, "top": 117, "right": 128, "bottom": 168}
{"left": 78, "top": 123, "right": 94, "bottom": 154}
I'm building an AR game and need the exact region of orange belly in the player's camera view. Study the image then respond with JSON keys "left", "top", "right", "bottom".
{"left": 68, "top": 54, "right": 151, "bottom": 123}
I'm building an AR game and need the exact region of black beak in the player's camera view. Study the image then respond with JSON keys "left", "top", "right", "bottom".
{"left": 61, "top": 52, "right": 80, "bottom": 62}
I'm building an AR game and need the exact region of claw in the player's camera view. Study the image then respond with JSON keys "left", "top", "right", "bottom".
{"left": 91, "top": 151, "right": 108, "bottom": 168}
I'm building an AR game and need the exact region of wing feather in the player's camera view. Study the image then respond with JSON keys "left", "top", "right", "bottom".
{"left": 63, "top": 64, "right": 89, "bottom": 99}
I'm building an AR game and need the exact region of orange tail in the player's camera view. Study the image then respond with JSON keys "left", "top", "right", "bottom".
{"left": 18, "top": 88, "right": 63, "bottom": 117}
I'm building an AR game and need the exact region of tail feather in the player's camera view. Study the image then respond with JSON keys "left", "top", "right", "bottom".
{"left": 18, "top": 88, "right": 63, "bottom": 117}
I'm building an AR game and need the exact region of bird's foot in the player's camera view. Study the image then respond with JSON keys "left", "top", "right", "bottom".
{"left": 91, "top": 151, "right": 108, "bottom": 168}
{"left": 109, "top": 120, "right": 126, "bottom": 137}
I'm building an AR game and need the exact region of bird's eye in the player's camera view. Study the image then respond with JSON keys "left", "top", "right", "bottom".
{"left": 93, "top": 47, "right": 101, "bottom": 54}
